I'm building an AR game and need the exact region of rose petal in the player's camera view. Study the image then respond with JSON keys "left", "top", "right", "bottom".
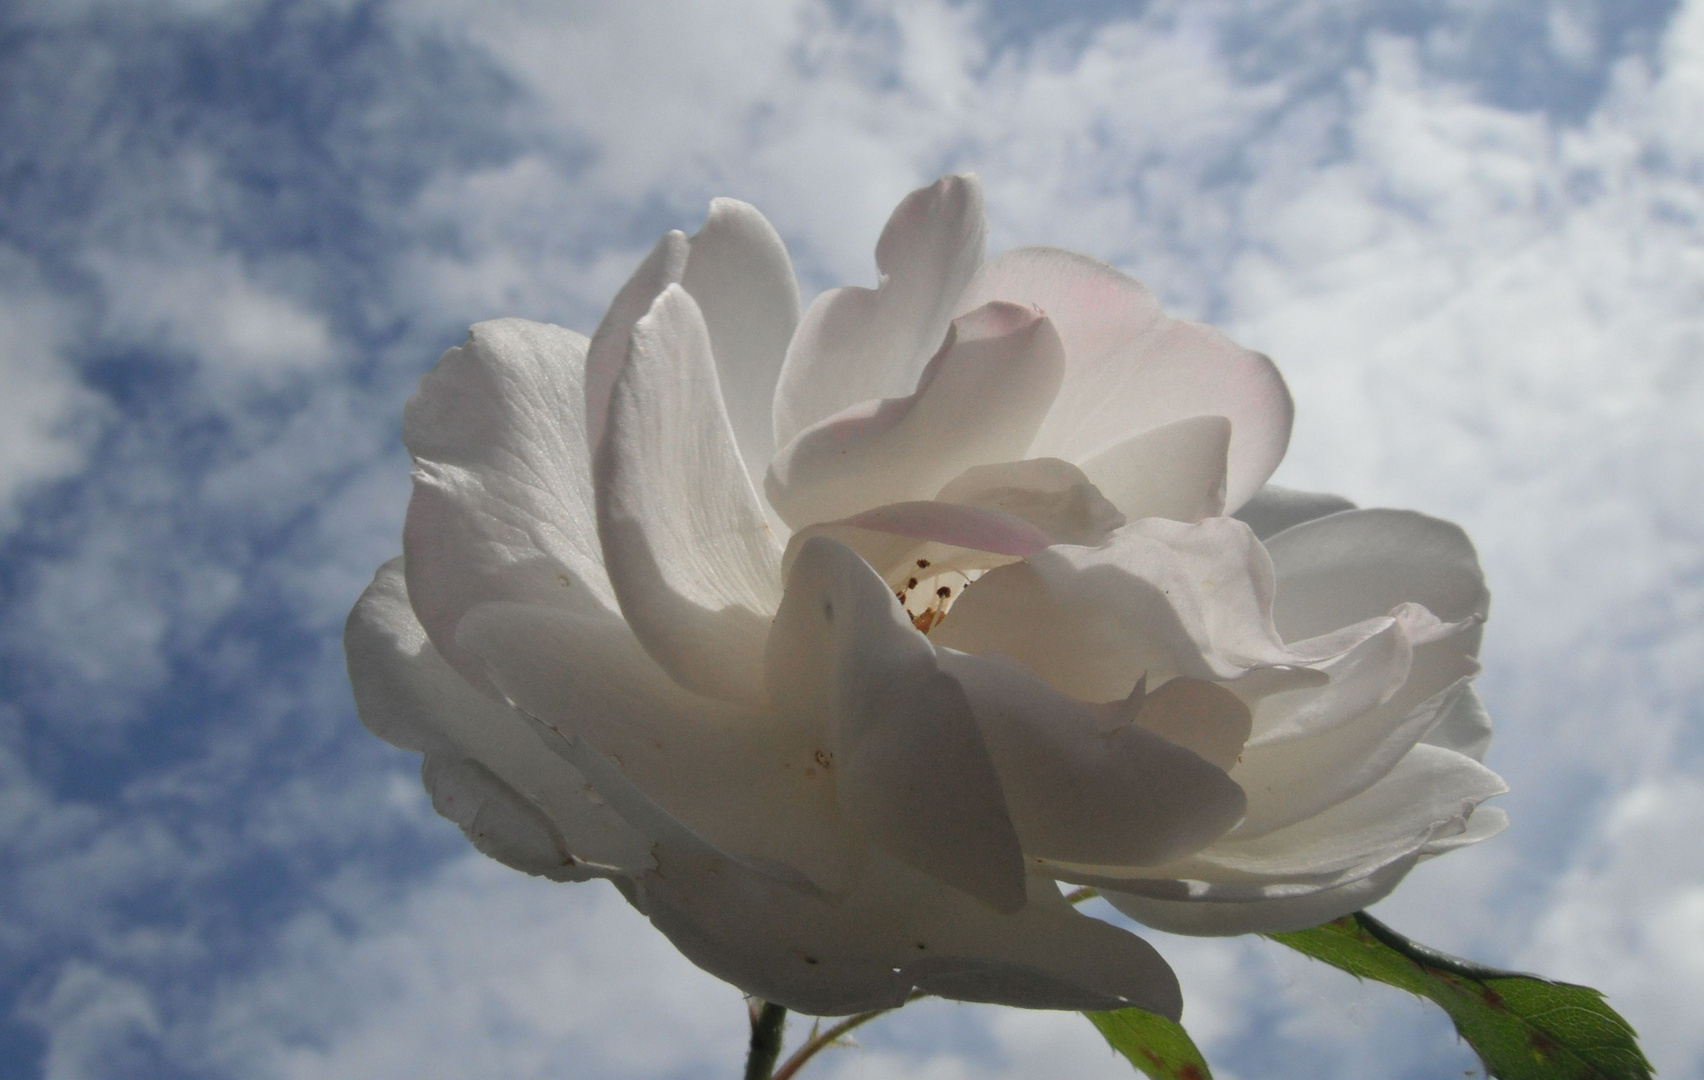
{"left": 585, "top": 201, "right": 800, "bottom": 481}
{"left": 1078, "top": 415, "right": 1231, "bottom": 523}
{"left": 1265, "top": 508, "right": 1491, "bottom": 642}
{"left": 1233, "top": 484, "right": 1357, "bottom": 541}
{"left": 679, "top": 198, "right": 801, "bottom": 478}
{"left": 1422, "top": 685, "right": 1495, "bottom": 762}
{"left": 766, "top": 302, "right": 1065, "bottom": 527}
{"left": 640, "top": 845, "right": 1182, "bottom": 1016}
{"left": 769, "top": 536, "right": 1027, "bottom": 913}
{"left": 954, "top": 246, "right": 1292, "bottom": 509}
{"left": 1232, "top": 620, "right": 1483, "bottom": 838}
{"left": 1190, "top": 744, "right": 1506, "bottom": 880}
{"left": 938, "top": 650, "right": 1248, "bottom": 867}
{"left": 1101, "top": 857, "right": 1419, "bottom": 936}
{"left": 458, "top": 599, "right": 867, "bottom": 897}
{"left": 402, "top": 318, "right": 614, "bottom": 692}
{"left": 932, "top": 517, "right": 1297, "bottom": 703}
{"left": 585, "top": 231, "right": 690, "bottom": 456}
{"left": 595, "top": 285, "right": 784, "bottom": 706}
{"left": 935, "top": 458, "right": 1125, "bottom": 546}
{"left": 345, "top": 560, "right": 651, "bottom": 878}
{"left": 772, "top": 174, "right": 986, "bottom": 449}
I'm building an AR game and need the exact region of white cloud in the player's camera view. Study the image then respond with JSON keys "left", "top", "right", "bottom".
{"left": 1523, "top": 775, "right": 1704, "bottom": 1076}
{"left": 0, "top": 250, "right": 104, "bottom": 532}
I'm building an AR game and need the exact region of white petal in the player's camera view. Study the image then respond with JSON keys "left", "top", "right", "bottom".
{"left": 345, "top": 560, "right": 651, "bottom": 878}
{"left": 1102, "top": 857, "right": 1417, "bottom": 936}
{"left": 778, "top": 465, "right": 1124, "bottom": 603}
{"left": 458, "top": 600, "right": 866, "bottom": 897}
{"left": 402, "top": 318, "right": 614, "bottom": 692}
{"left": 1265, "top": 508, "right": 1490, "bottom": 643}
{"left": 954, "top": 247, "right": 1292, "bottom": 509}
{"left": 772, "top": 175, "right": 986, "bottom": 448}
{"left": 639, "top": 844, "right": 1181, "bottom": 1016}
{"left": 595, "top": 285, "right": 783, "bottom": 706}
{"left": 1422, "top": 685, "right": 1495, "bottom": 762}
{"left": 1233, "top": 484, "right": 1357, "bottom": 541}
{"left": 932, "top": 517, "right": 1292, "bottom": 703}
{"left": 769, "top": 537, "right": 1026, "bottom": 912}
{"left": 939, "top": 650, "right": 1247, "bottom": 867}
{"left": 1194, "top": 744, "right": 1506, "bottom": 880}
{"left": 1079, "top": 415, "right": 1230, "bottom": 523}
{"left": 766, "top": 302, "right": 1065, "bottom": 528}
{"left": 679, "top": 198, "right": 801, "bottom": 479}
{"left": 585, "top": 231, "right": 690, "bottom": 455}
{"left": 1231, "top": 624, "right": 1482, "bottom": 838}
{"left": 936, "top": 458, "right": 1125, "bottom": 546}
{"left": 585, "top": 201, "right": 800, "bottom": 480}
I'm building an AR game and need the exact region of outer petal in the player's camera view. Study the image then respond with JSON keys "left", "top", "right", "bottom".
{"left": 1264, "top": 508, "right": 1490, "bottom": 643}
{"left": 938, "top": 650, "right": 1248, "bottom": 867}
{"left": 402, "top": 318, "right": 614, "bottom": 692}
{"left": 595, "top": 285, "right": 783, "bottom": 706}
{"left": 1103, "top": 799, "right": 1506, "bottom": 935}
{"left": 773, "top": 174, "right": 987, "bottom": 449}
{"left": 1231, "top": 618, "right": 1481, "bottom": 838}
{"left": 679, "top": 198, "right": 801, "bottom": 478}
{"left": 1102, "top": 857, "right": 1418, "bottom": 936}
{"left": 585, "top": 201, "right": 800, "bottom": 479}
{"left": 1233, "top": 484, "right": 1357, "bottom": 541}
{"left": 345, "top": 560, "right": 651, "bottom": 879}
{"left": 768, "top": 536, "right": 1027, "bottom": 913}
{"left": 1178, "top": 744, "right": 1505, "bottom": 881}
{"left": 457, "top": 600, "right": 866, "bottom": 897}
{"left": 585, "top": 231, "right": 690, "bottom": 456}
{"left": 1423, "top": 685, "right": 1494, "bottom": 761}
{"left": 954, "top": 247, "right": 1292, "bottom": 509}
{"left": 640, "top": 845, "right": 1183, "bottom": 1017}
{"left": 1079, "top": 415, "right": 1231, "bottom": 523}
{"left": 766, "top": 302, "right": 1064, "bottom": 528}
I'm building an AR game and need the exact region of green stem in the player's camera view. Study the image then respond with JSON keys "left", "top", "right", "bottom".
{"left": 769, "top": 991, "right": 925, "bottom": 1080}
{"left": 745, "top": 1001, "right": 788, "bottom": 1080}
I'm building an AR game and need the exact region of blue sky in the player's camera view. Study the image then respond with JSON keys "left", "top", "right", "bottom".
{"left": 1, "top": 1, "right": 1701, "bottom": 1077}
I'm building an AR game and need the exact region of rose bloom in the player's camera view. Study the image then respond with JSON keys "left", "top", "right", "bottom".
{"left": 347, "top": 176, "right": 1505, "bottom": 1019}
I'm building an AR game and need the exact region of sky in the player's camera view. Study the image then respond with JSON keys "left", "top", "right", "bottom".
{"left": 0, "top": 0, "right": 1700, "bottom": 1078}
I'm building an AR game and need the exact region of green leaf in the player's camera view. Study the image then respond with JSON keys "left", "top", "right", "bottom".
{"left": 1268, "top": 911, "right": 1652, "bottom": 1080}
{"left": 1084, "top": 1007, "right": 1214, "bottom": 1080}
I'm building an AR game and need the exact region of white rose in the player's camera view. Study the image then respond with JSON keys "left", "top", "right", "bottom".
{"left": 346, "top": 175, "right": 1506, "bottom": 1019}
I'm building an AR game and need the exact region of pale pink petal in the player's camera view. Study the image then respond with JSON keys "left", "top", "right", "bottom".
{"left": 402, "top": 318, "right": 614, "bottom": 692}
{"left": 935, "top": 458, "right": 1125, "bottom": 546}
{"left": 1079, "top": 415, "right": 1230, "bottom": 523}
{"left": 345, "top": 560, "right": 651, "bottom": 879}
{"left": 938, "top": 650, "right": 1247, "bottom": 867}
{"left": 595, "top": 286, "right": 784, "bottom": 706}
{"left": 955, "top": 246, "right": 1292, "bottom": 509}
{"left": 773, "top": 175, "right": 986, "bottom": 449}
{"left": 932, "top": 517, "right": 1295, "bottom": 703}
{"left": 768, "top": 536, "right": 1026, "bottom": 913}
{"left": 766, "top": 302, "right": 1065, "bottom": 528}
